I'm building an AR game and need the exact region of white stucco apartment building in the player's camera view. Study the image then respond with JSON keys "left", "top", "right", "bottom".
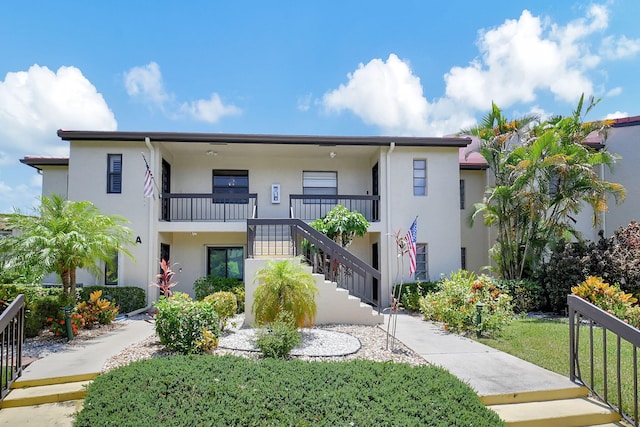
{"left": 22, "top": 131, "right": 470, "bottom": 312}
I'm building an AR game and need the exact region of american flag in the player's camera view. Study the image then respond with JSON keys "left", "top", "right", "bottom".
{"left": 404, "top": 218, "right": 417, "bottom": 276}
{"left": 144, "top": 165, "right": 154, "bottom": 198}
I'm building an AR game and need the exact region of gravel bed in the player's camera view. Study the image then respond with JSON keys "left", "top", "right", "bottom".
{"left": 24, "top": 314, "right": 428, "bottom": 372}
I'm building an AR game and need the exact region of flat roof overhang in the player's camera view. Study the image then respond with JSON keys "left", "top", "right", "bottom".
{"left": 20, "top": 156, "right": 69, "bottom": 171}
{"left": 57, "top": 130, "right": 471, "bottom": 148}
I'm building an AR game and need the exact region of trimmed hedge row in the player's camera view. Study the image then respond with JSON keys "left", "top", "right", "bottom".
{"left": 76, "top": 355, "right": 505, "bottom": 426}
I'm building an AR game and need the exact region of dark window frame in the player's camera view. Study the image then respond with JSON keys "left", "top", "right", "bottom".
{"left": 212, "top": 170, "right": 249, "bottom": 203}
{"left": 460, "top": 179, "right": 465, "bottom": 210}
{"left": 207, "top": 246, "right": 244, "bottom": 280}
{"left": 302, "top": 170, "right": 338, "bottom": 203}
{"left": 107, "top": 154, "right": 122, "bottom": 194}
{"left": 461, "top": 247, "right": 467, "bottom": 270}
{"left": 104, "top": 250, "right": 118, "bottom": 286}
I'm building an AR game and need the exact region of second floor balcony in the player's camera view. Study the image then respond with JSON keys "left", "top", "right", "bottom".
{"left": 160, "top": 193, "right": 380, "bottom": 222}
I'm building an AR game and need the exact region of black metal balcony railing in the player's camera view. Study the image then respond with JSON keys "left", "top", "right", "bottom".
{"left": 160, "top": 193, "right": 257, "bottom": 222}
{"left": 247, "top": 218, "right": 381, "bottom": 310}
{"left": 290, "top": 194, "right": 380, "bottom": 222}
{"left": 568, "top": 294, "right": 640, "bottom": 426}
{"left": 0, "top": 294, "right": 24, "bottom": 401}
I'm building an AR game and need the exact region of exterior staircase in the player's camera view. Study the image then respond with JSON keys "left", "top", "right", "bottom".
{"left": 481, "top": 387, "right": 628, "bottom": 427}
{"left": 244, "top": 258, "right": 383, "bottom": 326}
{"left": 1, "top": 373, "right": 97, "bottom": 408}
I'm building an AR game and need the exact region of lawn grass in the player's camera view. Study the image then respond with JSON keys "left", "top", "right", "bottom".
{"left": 477, "top": 317, "right": 638, "bottom": 420}
{"left": 75, "top": 354, "right": 505, "bottom": 427}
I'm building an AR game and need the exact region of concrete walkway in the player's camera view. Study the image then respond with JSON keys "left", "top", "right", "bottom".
{"left": 19, "top": 317, "right": 156, "bottom": 381}
{"left": 384, "top": 312, "right": 580, "bottom": 397}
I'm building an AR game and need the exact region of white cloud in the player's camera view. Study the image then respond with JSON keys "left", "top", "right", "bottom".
{"left": 600, "top": 35, "right": 640, "bottom": 59}
{"left": 0, "top": 177, "right": 41, "bottom": 214}
{"left": 606, "top": 86, "right": 622, "bottom": 97}
{"left": 179, "top": 93, "right": 241, "bottom": 123}
{"left": 124, "top": 62, "right": 171, "bottom": 108}
{"left": 445, "top": 6, "right": 610, "bottom": 110}
{"left": 125, "top": 62, "right": 241, "bottom": 123}
{"left": 322, "top": 54, "right": 432, "bottom": 135}
{"left": 0, "top": 64, "right": 117, "bottom": 162}
{"left": 604, "top": 111, "right": 628, "bottom": 119}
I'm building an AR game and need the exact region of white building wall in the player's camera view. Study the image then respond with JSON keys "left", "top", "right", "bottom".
{"left": 67, "top": 141, "right": 154, "bottom": 294}
{"left": 40, "top": 166, "right": 68, "bottom": 199}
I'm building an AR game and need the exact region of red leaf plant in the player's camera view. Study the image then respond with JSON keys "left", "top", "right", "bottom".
{"left": 151, "top": 259, "right": 178, "bottom": 298}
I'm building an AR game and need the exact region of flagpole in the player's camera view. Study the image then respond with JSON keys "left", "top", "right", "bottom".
{"left": 141, "top": 152, "right": 161, "bottom": 198}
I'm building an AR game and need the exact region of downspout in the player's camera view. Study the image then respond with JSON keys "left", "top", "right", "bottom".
{"left": 600, "top": 163, "right": 606, "bottom": 237}
{"left": 386, "top": 142, "right": 395, "bottom": 308}
{"left": 144, "top": 136, "right": 157, "bottom": 311}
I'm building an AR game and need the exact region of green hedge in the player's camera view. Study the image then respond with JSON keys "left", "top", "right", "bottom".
{"left": 393, "top": 281, "right": 440, "bottom": 311}
{"left": 0, "top": 284, "right": 72, "bottom": 337}
{"left": 78, "top": 286, "right": 146, "bottom": 314}
{"left": 193, "top": 276, "right": 245, "bottom": 312}
{"left": 76, "top": 355, "right": 505, "bottom": 426}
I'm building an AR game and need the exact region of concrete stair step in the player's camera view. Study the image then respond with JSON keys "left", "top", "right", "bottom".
{"left": 480, "top": 386, "right": 589, "bottom": 405}
{"left": 487, "top": 397, "right": 621, "bottom": 427}
{"left": 2, "top": 373, "right": 99, "bottom": 408}
{"left": 1, "top": 381, "right": 92, "bottom": 408}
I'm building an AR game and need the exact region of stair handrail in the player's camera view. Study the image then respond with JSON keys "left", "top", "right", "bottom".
{"left": 0, "top": 294, "right": 25, "bottom": 401}
{"left": 568, "top": 294, "right": 640, "bottom": 426}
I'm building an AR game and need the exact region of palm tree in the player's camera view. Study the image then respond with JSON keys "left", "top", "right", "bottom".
{"left": 252, "top": 258, "right": 318, "bottom": 328}
{"left": 0, "top": 194, "right": 134, "bottom": 295}
{"left": 462, "top": 96, "right": 625, "bottom": 280}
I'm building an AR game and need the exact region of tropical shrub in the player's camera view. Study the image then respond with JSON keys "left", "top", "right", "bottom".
{"left": 309, "top": 205, "right": 369, "bottom": 248}
{"left": 203, "top": 291, "right": 237, "bottom": 331}
{"left": 252, "top": 258, "right": 318, "bottom": 327}
{"left": 48, "top": 313, "right": 84, "bottom": 337}
{"left": 419, "top": 270, "right": 514, "bottom": 336}
{"left": 79, "top": 286, "right": 145, "bottom": 314}
{"left": 393, "top": 281, "right": 440, "bottom": 311}
{"left": 571, "top": 276, "right": 638, "bottom": 321}
{"left": 150, "top": 259, "right": 177, "bottom": 297}
{"left": 494, "top": 279, "right": 546, "bottom": 313}
{"left": 193, "top": 276, "right": 245, "bottom": 312}
{"left": 76, "top": 290, "right": 119, "bottom": 328}
{"left": 254, "top": 312, "right": 301, "bottom": 358}
{"left": 154, "top": 292, "right": 219, "bottom": 354}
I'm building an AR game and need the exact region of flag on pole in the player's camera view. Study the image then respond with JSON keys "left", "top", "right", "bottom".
{"left": 404, "top": 218, "right": 417, "bottom": 276}
{"left": 144, "top": 164, "right": 154, "bottom": 198}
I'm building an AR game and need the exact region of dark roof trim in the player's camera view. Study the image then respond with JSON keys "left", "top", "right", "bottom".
{"left": 20, "top": 156, "right": 69, "bottom": 170}
{"left": 460, "top": 163, "right": 489, "bottom": 170}
{"left": 57, "top": 130, "right": 471, "bottom": 148}
{"left": 612, "top": 115, "right": 640, "bottom": 128}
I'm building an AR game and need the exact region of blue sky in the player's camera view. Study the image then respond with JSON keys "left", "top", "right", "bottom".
{"left": 1, "top": 0, "right": 639, "bottom": 213}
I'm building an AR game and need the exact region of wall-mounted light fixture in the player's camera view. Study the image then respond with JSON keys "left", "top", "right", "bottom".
{"left": 330, "top": 151, "right": 336, "bottom": 158}
{"left": 206, "top": 150, "right": 217, "bottom": 156}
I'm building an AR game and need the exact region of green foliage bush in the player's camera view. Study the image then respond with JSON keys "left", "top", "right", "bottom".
{"left": 254, "top": 312, "right": 301, "bottom": 358}
{"left": 78, "top": 286, "right": 145, "bottom": 314}
{"left": 393, "top": 281, "right": 440, "bottom": 311}
{"left": 154, "top": 292, "right": 219, "bottom": 354}
{"left": 0, "top": 284, "right": 72, "bottom": 337}
{"left": 419, "top": 270, "right": 514, "bottom": 336}
{"left": 193, "top": 276, "right": 244, "bottom": 312}
{"left": 571, "top": 276, "right": 640, "bottom": 328}
{"left": 203, "top": 291, "right": 237, "bottom": 331}
{"left": 76, "top": 355, "right": 505, "bottom": 427}
{"left": 252, "top": 258, "right": 318, "bottom": 327}
{"left": 494, "top": 279, "right": 546, "bottom": 313}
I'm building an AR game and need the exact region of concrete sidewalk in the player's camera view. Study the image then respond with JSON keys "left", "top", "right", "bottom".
{"left": 383, "top": 312, "right": 580, "bottom": 397}
{"left": 19, "top": 317, "right": 156, "bottom": 381}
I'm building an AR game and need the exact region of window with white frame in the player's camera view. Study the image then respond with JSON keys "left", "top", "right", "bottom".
{"left": 415, "top": 243, "right": 428, "bottom": 281}
{"left": 303, "top": 171, "right": 337, "bottom": 202}
{"left": 413, "top": 159, "right": 427, "bottom": 196}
